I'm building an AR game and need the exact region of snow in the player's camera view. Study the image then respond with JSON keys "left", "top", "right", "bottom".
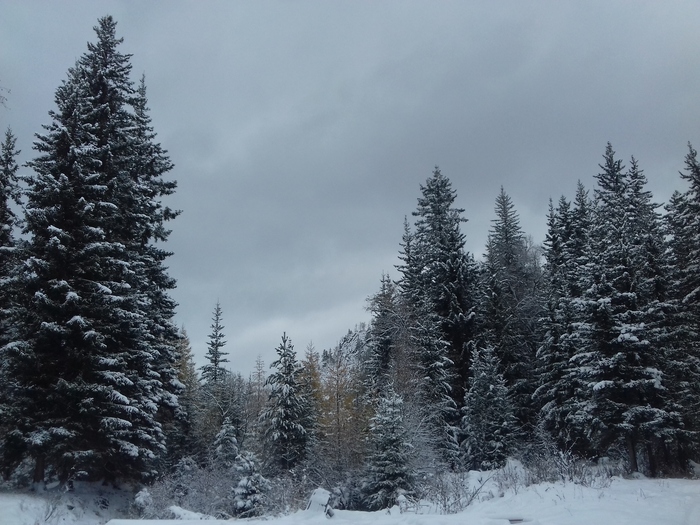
{"left": 1, "top": 475, "right": 699, "bottom": 525}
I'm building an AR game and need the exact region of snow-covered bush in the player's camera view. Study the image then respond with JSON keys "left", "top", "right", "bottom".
{"left": 133, "top": 488, "right": 154, "bottom": 517}
{"left": 233, "top": 451, "right": 269, "bottom": 517}
{"left": 517, "top": 431, "right": 626, "bottom": 488}
{"left": 419, "top": 470, "right": 489, "bottom": 514}
{"left": 264, "top": 469, "right": 314, "bottom": 515}
{"left": 138, "top": 457, "right": 237, "bottom": 519}
{"left": 0, "top": 457, "right": 34, "bottom": 489}
{"left": 361, "top": 386, "right": 415, "bottom": 510}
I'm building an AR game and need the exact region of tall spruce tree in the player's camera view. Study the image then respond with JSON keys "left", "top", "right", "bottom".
{"left": 200, "top": 301, "right": 229, "bottom": 385}
{"left": 364, "top": 273, "right": 399, "bottom": 396}
{"left": 481, "top": 187, "right": 542, "bottom": 431}
{"left": 460, "top": 346, "right": 515, "bottom": 470}
{"left": 396, "top": 168, "right": 477, "bottom": 464}
{"left": 1, "top": 16, "right": 179, "bottom": 483}
{"left": 166, "top": 328, "right": 199, "bottom": 466}
{"left": 405, "top": 168, "right": 477, "bottom": 406}
{"left": 534, "top": 187, "right": 593, "bottom": 454}
{"left": 0, "top": 127, "right": 22, "bottom": 472}
{"left": 362, "top": 384, "right": 414, "bottom": 511}
{"left": 0, "top": 128, "right": 21, "bottom": 346}
{"left": 259, "top": 333, "right": 311, "bottom": 473}
{"left": 571, "top": 144, "right": 680, "bottom": 473}
{"left": 664, "top": 143, "right": 700, "bottom": 462}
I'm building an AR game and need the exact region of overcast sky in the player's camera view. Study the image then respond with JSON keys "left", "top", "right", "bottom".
{"left": 2, "top": 1, "right": 699, "bottom": 375}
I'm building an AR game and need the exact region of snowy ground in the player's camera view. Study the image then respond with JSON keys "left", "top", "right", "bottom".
{"left": 1, "top": 475, "right": 698, "bottom": 525}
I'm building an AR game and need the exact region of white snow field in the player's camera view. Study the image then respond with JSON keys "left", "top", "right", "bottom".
{"left": 1, "top": 475, "right": 698, "bottom": 525}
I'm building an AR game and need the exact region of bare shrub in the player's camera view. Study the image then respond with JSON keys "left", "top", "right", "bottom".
{"left": 419, "top": 471, "right": 491, "bottom": 514}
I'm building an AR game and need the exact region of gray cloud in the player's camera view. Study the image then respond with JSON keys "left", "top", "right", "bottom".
{"left": 2, "top": 0, "right": 699, "bottom": 374}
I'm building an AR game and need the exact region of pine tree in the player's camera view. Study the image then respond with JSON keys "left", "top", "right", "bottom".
{"left": 411, "top": 295, "right": 460, "bottom": 465}
{"left": 572, "top": 144, "right": 681, "bottom": 473}
{"left": 460, "top": 346, "right": 516, "bottom": 470}
{"left": 232, "top": 451, "right": 269, "bottom": 517}
{"left": 407, "top": 168, "right": 478, "bottom": 406}
{"left": 1, "top": 16, "right": 178, "bottom": 483}
{"left": 0, "top": 127, "right": 23, "bottom": 474}
{"left": 534, "top": 188, "right": 592, "bottom": 454}
{"left": 200, "top": 301, "right": 229, "bottom": 386}
{"left": 259, "top": 334, "right": 310, "bottom": 472}
{"left": 362, "top": 384, "right": 414, "bottom": 510}
{"left": 664, "top": 144, "right": 700, "bottom": 462}
{"left": 396, "top": 168, "right": 477, "bottom": 464}
{"left": 364, "top": 273, "right": 399, "bottom": 395}
{"left": 0, "top": 127, "right": 21, "bottom": 351}
{"left": 481, "top": 187, "right": 542, "bottom": 430}
{"left": 0, "top": 127, "right": 21, "bottom": 248}
{"left": 166, "top": 328, "right": 199, "bottom": 466}
{"left": 213, "top": 417, "right": 239, "bottom": 469}
{"left": 128, "top": 76, "right": 181, "bottom": 442}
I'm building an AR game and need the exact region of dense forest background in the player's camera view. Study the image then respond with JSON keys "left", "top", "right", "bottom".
{"left": 1, "top": 15, "right": 700, "bottom": 519}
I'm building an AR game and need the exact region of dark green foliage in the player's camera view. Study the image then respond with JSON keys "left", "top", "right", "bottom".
{"left": 362, "top": 385, "right": 414, "bottom": 510}
{"left": 213, "top": 417, "right": 239, "bottom": 469}
{"left": 460, "top": 346, "right": 516, "bottom": 470}
{"left": 395, "top": 168, "right": 478, "bottom": 464}
{"left": 200, "top": 301, "right": 229, "bottom": 386}
{"left": 569, "top": 144, "right": 681, "bottom": 473}
{"left": 480, "top": 187, "right": 542, "bottom": 431}
{"left": 233, "top": 451, "right": 269, "bottom": 517}
{"left": 259, "top": 334, "right": 311, "bottom": 473}
{"left": 408, "top": 168, "right": 478, "bottom": 406}
{"left": 534, "top": 186, "right": 594, "bottom": 455}
{"left": 364, "top": 273, "right": 399, "bottom": 396}
{"left": 1, "top": 16, "right": 179, "bottom": 483}
{"left": 664, "top": 144, "right": 700, "bottom": 461}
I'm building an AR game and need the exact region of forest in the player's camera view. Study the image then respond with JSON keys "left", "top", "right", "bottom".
{"left": 1, "top": 15, "right": 700, "bottom": 520}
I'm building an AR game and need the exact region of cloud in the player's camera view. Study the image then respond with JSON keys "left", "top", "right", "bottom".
{"left": 2, "top": 1, "right": 700, "bottom": 373}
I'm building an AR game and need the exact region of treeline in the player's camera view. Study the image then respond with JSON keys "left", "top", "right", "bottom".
{"left": 164, "top": 142, "right": 700, "bottom": 515}
{"left": 1, "top": 14, "right": 699, "bottom": 518}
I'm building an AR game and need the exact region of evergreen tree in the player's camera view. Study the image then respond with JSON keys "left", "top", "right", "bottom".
{"left": 200, "top": 301, "right": 229, "bottom": 385}
{"left": 0, "top": 127, "right": 21, "bottom": 350}
{"left": 232, "top": 451, "right": 269, "bottom": 517}
{"left": 259, "top": 334, "right": 310, "bottom": 472}
{"left": 572, "top": 144, "right": 680, "bottom": 473}
{"left": 0, "top": 127, "right": 21, "bottom": 246}
{"left": 364, "top": 273, "right": 399, "bottom": 395}
{"left": 481, "top": 187, "right": 542, "bottom": 430}
{"left": 406, "top": 168, "right": 478, "bottom": 406}
{"left": 411, "top": 295, "right": 460, "bottom": 465}
{"left": 534, "top": 188, "right": 592, "bottom": 454}
{"left": 296, "top": 342, "right": 321, "bottom": 471}
{"left": 362, "top": 385, "right": 414, "bottom": 510}
{"left": 128, "top": 76, "right": 181, "bottom": 442}
{"left": 1, "top": 16, "right": 178, "bottom": 483}
{"left": 0, "top": 127, "right": 22, "bottom": 474}
{"left": 664, "top": 144, "right": 700, "bottom": 461}
{"left": 213, "top": 417, "right": 239, "bottom": 469}
{"left": 166, "top": 328, "right": 199, "bottom": 466}
{"left": 460, "top": 346, "right": 516, "bottom": 470}
{"left": 395, "top": 168, "right": 477, "bottom": 464}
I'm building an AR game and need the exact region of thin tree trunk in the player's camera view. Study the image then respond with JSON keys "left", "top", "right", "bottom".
{"left": 33, "top": 455, "right": 45, "bottom": 487}
{"left": 626, "top": 436, "right": 638, "bottom": 473}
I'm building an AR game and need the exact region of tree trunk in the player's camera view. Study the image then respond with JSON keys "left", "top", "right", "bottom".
{"left": 626, "top": 436, "right": 638, "bottom": 473}
{"left": 646, "top": 441, "right": 658, "bottom": 478}
{"left": 33, "top": 455, "right": 45, "bottom": 487}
